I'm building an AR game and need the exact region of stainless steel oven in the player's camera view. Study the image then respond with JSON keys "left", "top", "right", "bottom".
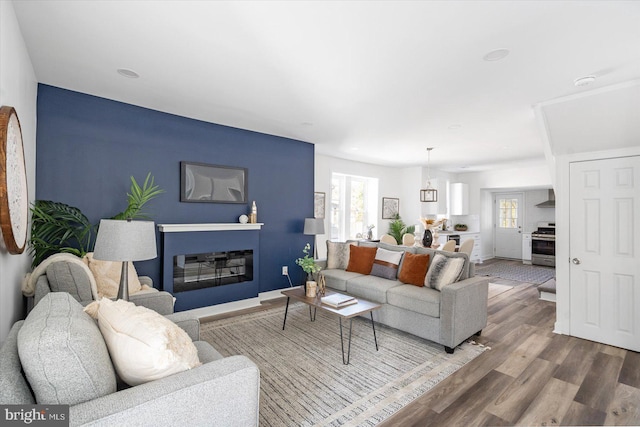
{"left": 531, "top": 222, "right": 555, "bottom": 267}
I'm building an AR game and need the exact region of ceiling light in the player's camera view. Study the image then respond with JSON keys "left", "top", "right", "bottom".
{"left": 483, "top": 49, "right": 510, "bottom": 62}
{"left": 448, "top": 124, "right": 462, "bottom": 130}
{"left": 420, "top": 147, "right": 438, "bottom": 203}
{"left": 117, "top": 68, "right": 140, "bottom": 78}
{"left": 574, "top": 75, "right": 596, "bottom": 87}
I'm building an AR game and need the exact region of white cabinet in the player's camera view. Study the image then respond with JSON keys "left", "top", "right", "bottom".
{"left": 450, "top": 183, "right": 469, "bottom": 215}
{"left": 522, "top": 233, "right": 532, "bottom": 265}
{"left": 460, "top": 233, "right": 481, "bottom": 263}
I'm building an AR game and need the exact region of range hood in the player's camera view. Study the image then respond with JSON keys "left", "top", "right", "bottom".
{"left": 536, "top": 189, "right": 556, "bottom": 208}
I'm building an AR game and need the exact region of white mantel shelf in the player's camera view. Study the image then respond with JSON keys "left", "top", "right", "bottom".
{"left": 158, "top": 223, "right": 264, "bottom": 233}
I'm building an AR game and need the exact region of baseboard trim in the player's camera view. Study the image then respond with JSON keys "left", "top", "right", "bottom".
{"left": 260, "top": 286, "right": 302, "bottom": 301}
{"left": 179, "top": 286, "right": 302, "bottom": 319}
{"left": 179, "top": 298, "right": 261, "bottom": 319}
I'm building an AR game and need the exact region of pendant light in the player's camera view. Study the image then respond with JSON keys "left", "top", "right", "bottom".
{"left": 420, "top": 147, "right": 438, "bottom": 202}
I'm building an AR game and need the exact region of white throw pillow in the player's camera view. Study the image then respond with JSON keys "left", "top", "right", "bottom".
{"left": 370, "top": 247, "right": 404, "bottom": 280}
{"left": 84, "top": 252, "right": 142, "bottom": 298}
{"left": 84, "top": 298, "right": 201, "bottom": 386}
{"left": 326, "top": 241, "right": 357, "bottom": 270}
{"left": 425, "top": 253, "right": 465, "bottom": 290}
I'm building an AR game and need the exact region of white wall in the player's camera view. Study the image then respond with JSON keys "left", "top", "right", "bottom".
{"left": 314, "top": 154, "right": 409, "bottom": 258}
{"left": 456, "top": 162, "right": 553, "bottom": 260}
{"left": 0, "top": 0, "right": 38, "bottom": 344}
{"left": 522, "top": 189, "right": 555, "bottom": 233}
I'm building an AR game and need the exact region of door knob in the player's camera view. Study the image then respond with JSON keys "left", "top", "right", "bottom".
{"left": 572, "top": 258, "right": 581, "bottom": 265}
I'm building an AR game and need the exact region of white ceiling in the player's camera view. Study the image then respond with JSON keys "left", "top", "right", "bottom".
{"left": 11, "top": 0, "right": 640, "bottom": 171}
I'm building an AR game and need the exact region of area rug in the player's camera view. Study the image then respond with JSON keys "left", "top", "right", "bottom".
{"left": 200, "top": 303, "right": 487, "bottom": 426}
{"left": 476, "top": 262, "right": 555, "bottom": 285}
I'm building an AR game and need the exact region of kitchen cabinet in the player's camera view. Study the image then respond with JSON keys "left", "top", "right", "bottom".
{"left": 460, "top": 233, "right": 481, "bottom": 263}
{"left": 450, "top": 183, "right": 469, "bottom": 215}
{"left": 522, "top": 233, "right": 532, "bottom": 265}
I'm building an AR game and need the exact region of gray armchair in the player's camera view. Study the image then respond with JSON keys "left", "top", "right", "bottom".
{"left": 32, "top": 257, "right": 174, "bottom": 315}
{"left": 0, "top": 293, "right": 260, "bottom": 426}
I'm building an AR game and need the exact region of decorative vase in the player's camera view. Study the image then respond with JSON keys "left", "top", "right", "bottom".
{"left": 366, "top": 229, "right": 373, "bottom": 240}
{"left": 306, "top": 281, "right": 317, "bottom": 298}
{"left": 422, "top": 229, "right": 433, "bottom": 247}
{"left": 304, "top": 272, "right": 313, "bottom": 292}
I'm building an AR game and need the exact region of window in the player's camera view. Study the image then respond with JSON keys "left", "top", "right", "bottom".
{"left": 498, "top": 198, "right": 519, "bottom": 228}
{"left": 330, "top": 173, "right": 378, "bottom": 241}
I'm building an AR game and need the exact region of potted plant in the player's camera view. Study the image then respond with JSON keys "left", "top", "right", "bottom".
{"left": 295, "top": 243, "right": 321, "bottom": 291}
{"left": 29, "top": 173, "right": 163, "bottom": 268}
{"left": 388, "top": 214, "right": 415, "bottom": 245}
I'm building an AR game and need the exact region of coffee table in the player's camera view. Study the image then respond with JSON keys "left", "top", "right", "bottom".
{"left": 281, "top": 287, "right": 381, "bottom": 364}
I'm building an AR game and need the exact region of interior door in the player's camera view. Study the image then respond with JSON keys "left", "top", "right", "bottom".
{"left": 494, "top": 192, "right": 524, "bottom": 259}
{"left": 569, "top": 156, "right": 640, "bottom": 351}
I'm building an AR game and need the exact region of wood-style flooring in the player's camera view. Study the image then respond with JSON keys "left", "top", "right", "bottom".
{"left": 378, "top": 264, "right": 640, "bottom": 427}
{"left": 201, "top": 260, "right": 640, "bottom": 426}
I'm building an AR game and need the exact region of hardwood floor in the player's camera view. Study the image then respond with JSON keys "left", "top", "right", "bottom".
{"left": 378, "top": 277, "right": 640, "bottom": 426}
{"left": 201, "top": 261, "right": 640, "bottom": 426}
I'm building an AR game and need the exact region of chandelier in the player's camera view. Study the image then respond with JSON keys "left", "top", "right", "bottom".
{"left": 420, "top": 147, "right": 438, "bottom": 202}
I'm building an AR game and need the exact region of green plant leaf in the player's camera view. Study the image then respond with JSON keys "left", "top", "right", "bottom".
{"left": 111, "top": 172, "right": 164, "bottom": 220}
{"left": 28, "top": 200, "right": 94, "bottom": 268}
{"left": 387, "top": 213, "right": 414, "bottom": 244}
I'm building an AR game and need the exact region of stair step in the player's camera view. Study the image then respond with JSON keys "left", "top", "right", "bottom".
{"left": 538, "top": 278, "right": 556, "bottom": 302}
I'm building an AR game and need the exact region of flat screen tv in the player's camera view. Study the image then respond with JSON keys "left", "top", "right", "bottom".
{"left": 180, "top": 161, "right": 247, "bottom": 203}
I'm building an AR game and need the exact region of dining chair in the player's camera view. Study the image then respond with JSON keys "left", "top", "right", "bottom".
{"left": 401, "top": 233, "right": 415, "bottom": 246}
{"left": 441, "top": 239, "right": 456, "bottom": 252}
{"left": 380, "top": 234, "right": 397, "bottom": 245}
{"left": 459, "top": 239, "right": 474, "bottom": 256}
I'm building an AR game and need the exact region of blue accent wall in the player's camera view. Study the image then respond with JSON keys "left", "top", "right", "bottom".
{"left": 35, "top": 84, "right": 314, "bottom": 309}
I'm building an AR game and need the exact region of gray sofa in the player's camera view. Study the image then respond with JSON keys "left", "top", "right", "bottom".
{"left": 0, "top": 293, "right": 260, "bottom": 427}
{"left": 321, "top": 241, "right": 488, "bottom": 353}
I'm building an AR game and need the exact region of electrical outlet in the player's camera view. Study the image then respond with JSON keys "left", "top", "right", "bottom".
{"left": 282, "top": 266, "right": 288, "bottom": 275}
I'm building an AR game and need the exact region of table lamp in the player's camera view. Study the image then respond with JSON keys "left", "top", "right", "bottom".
{"left": 303, "top": 217, "right": 325, "bottom": 259}
{"left": 93, "top": 219, "right": 157, "bottom": 301}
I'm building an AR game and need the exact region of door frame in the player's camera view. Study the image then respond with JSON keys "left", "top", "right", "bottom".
{"left": 492, "top": 191, "right": 525, "bottom": 259}
{"left": 555, "top": 146, "right": 640, "bottom": 336}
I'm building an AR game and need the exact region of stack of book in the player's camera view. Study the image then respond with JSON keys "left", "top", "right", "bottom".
{"left": 321, "top": 293, "right": 358, "bottom": 309}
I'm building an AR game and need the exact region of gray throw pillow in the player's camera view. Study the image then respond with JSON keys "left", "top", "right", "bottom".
{"left": 425, "top": 253, "right": 465, "bottom": 290}
{"left": 17, "top": 293, "right": 116, "bottom": 405}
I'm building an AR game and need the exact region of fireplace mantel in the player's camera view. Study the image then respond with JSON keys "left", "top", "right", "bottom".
{"left": 158, "top": 223, "right": 264, "bottom": 233}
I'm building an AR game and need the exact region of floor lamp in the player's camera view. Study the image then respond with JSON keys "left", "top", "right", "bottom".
{"left": 93, "top": 219, "right": 157, "bottom": 301}
{"left": 304, "top": 217, "right": 325, "bottom": 259}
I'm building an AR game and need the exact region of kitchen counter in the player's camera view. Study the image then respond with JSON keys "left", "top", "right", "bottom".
{"left": 438, "top": 230, "right": 478, "bottom": 235}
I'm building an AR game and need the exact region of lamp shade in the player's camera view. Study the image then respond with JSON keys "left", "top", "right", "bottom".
{"left": 303, "top": 218, "right": 325, "bottom": 235}
{"left": 93, "top": 219, "right": 157, "bottom": 262}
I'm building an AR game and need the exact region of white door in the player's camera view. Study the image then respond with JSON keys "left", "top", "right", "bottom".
{"left": 570, "top": 156, "right": 640, "bottom": 351}
{"left": 494, "top": 192, "right": 524, "bottom": 259}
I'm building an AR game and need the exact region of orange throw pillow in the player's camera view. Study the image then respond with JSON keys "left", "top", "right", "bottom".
{"left": 345, "top": 245, "right": 377, "bottom": 275}
{"left": 398, "top": 252, "right": 430, "bottom": 287}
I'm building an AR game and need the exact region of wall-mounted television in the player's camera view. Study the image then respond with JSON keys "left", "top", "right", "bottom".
{"left": 180, "top": 161, "right": 247, "bottom": 203}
